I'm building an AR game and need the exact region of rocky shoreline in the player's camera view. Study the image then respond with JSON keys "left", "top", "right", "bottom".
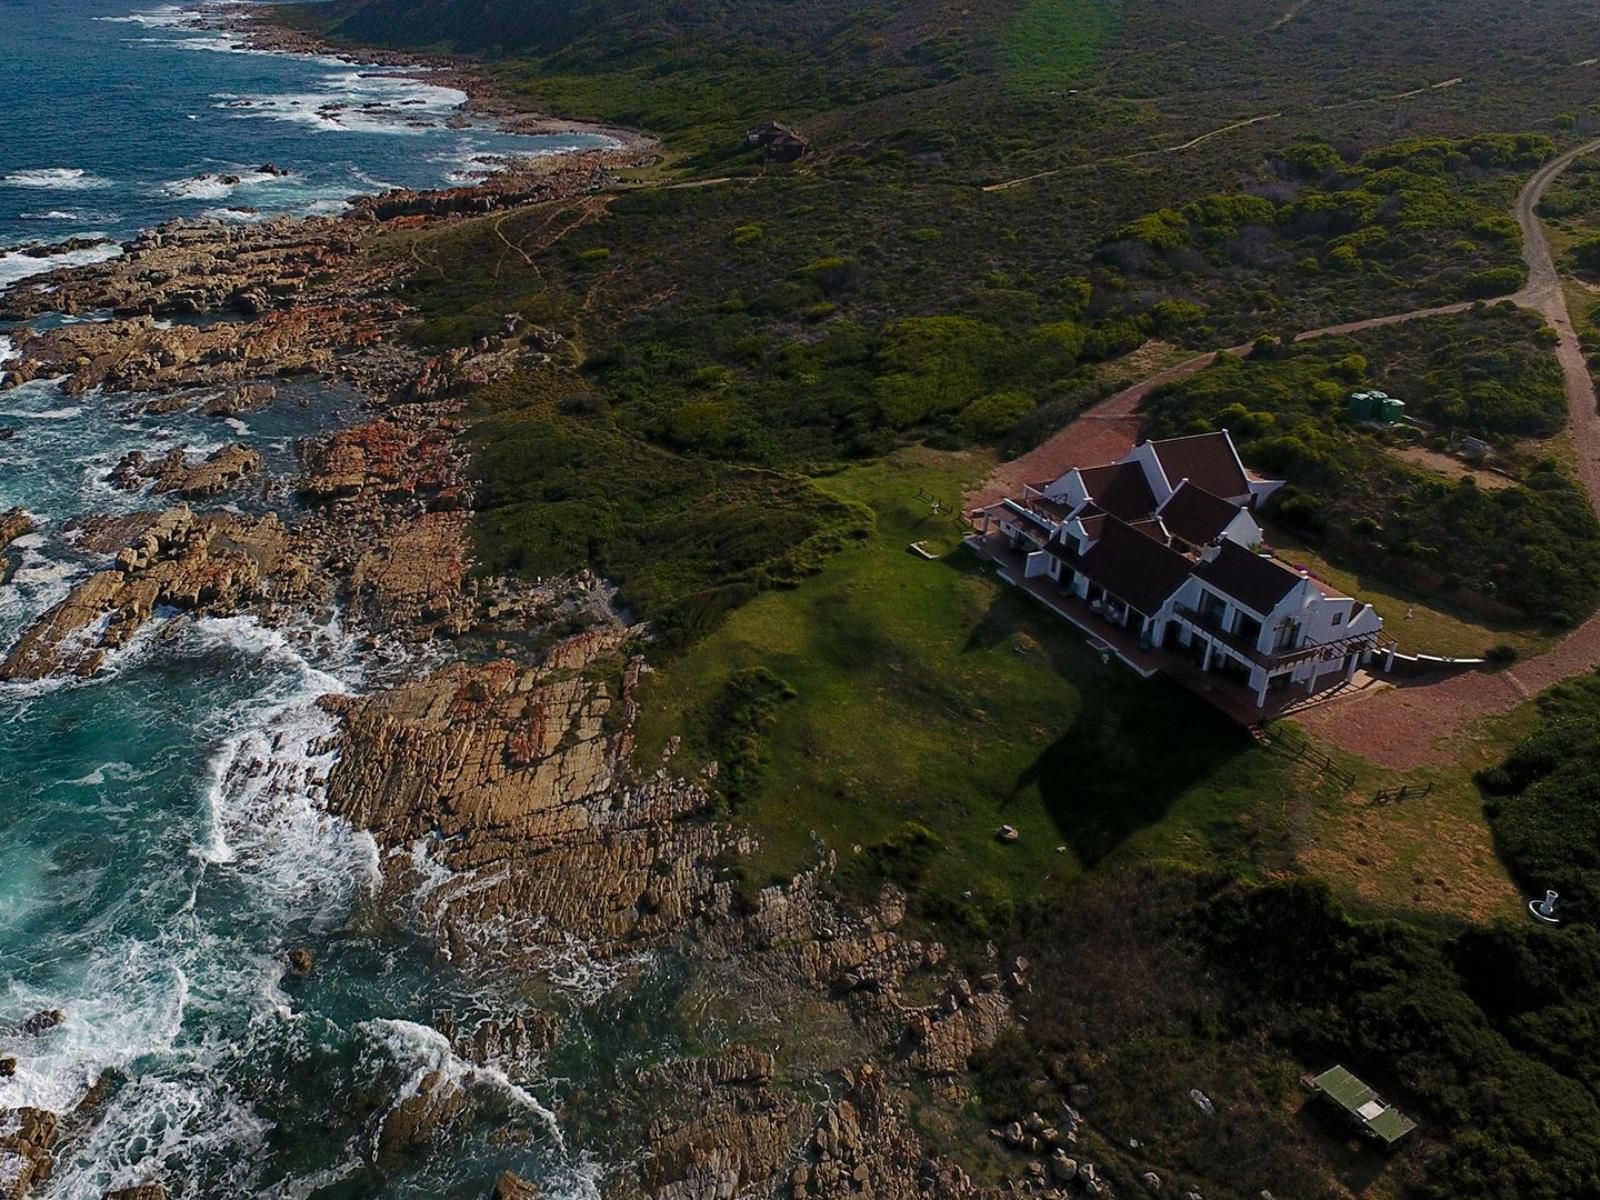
{"left": 0, "top": 23, "right": 1119, "bottom": 1200}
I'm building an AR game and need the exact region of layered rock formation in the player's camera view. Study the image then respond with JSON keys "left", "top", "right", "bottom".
{"left": 107, "top": 443, "right": 262, "bottom": 499}
{"left": 0, "top": 1108, "right": 56, "bottom": 1200}
{"left": 0, "top": 508, "right": 32, "bottom": 580}
{"left": 0, "top": 92, "right": 1069, "bottom": 1200}
{"left": 0, "top": 508, "right": 310, "bottom": 680}
{"left": 0, "top": 217, "right": 360, "bottom": 322}
{"left": 316, "top": 628, "right": 749, "bottom": 963}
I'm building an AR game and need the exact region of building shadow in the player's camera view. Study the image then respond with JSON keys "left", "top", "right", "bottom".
{"left": 1015, "top": 683, "right": 1250, "bottom": 867}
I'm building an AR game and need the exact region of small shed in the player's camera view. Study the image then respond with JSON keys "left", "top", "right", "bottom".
{"left": 746, "top": 120, "right": 810, "bottom": 163}
{"left": 1347, "top": 390, "right": 1405, "bottom": 424}
{"left": 1306, "top": 1065, "right": 1417, "bottom": 1146}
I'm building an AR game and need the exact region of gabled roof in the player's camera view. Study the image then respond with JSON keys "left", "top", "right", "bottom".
{"left": 1077, "top": 461, "right": 1157, "bottom": 521}
{"left": 1077, "top": 512, "right": 1109, "bottom": 541}
{"left": 1150, "top": 432, "right": 1250, "bottom": 500}
{"left": 1158, "top": 481, "right": 1240, "bottom": 547}
{"left": 1127, "top": 517, "right": 1170, "bottom": 543}
{"left": 1076, "top": 516, "right": 1194, "bottom": 615}
{"left": 1195, "top": 540, "right": 1302, "bottom": 616}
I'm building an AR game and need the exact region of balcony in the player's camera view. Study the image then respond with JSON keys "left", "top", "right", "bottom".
{"left": 1173, "top": 604, "right": 1381, "bottom": 671}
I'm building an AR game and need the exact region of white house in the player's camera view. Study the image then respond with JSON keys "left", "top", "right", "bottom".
{"left": 976, "top": 430, "right": 1384, "bottom": 709}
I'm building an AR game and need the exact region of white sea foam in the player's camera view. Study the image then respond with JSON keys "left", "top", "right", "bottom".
{"left": 361, "top": 1017, "right": 565, "bottom": 1145}
{"left": 0, "top": 611, "right": 374, "bottom": 1100}
{"left": 96, "top": 4, "right": 194, "bottom": 28}
{"left": 211, "top": 68, "right": 468, "bottom": 137}
{"left": 46, "top": 1074, "right": 274, "bottom": 1199}
{"left": 0, "top": 404, "right": 83, "bottom": 420}
{"left": 0, "top": 241, "right": 123, "bottom": 291}
{"left": 0, "top": 955, "right": 190, "bottom": 1114}
{"left": 1, "top": 168, "right": 112, "bottom": 191}
{"left": 158, "top": 168, "right": 285, "bottom": 201}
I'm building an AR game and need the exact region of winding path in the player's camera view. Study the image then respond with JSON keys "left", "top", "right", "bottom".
{"left": 972, "top": 137, "right": 1600, "bottom": 768}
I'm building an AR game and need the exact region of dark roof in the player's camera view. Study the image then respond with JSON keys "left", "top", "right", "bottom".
{"left": 1150, "top": 432, "right": 1250, "bottom": 500}
{"left": 1194, "top": 540, "right": 1302, "bottom": 616}
{"left": 1127, "top": 517, "right": 1169, "bottom": 542}
{"left": 1159, "top": 481, "right": 1241, "bottom": 546}
{"left": 1076, "top": 512, "right": 1109, "bottom": 541}
{"left": 1076, "top": 516, "right": 1194, "bottom": 615}
{"left": 1077, "top": 461, "right": 1157, "bottom": 521}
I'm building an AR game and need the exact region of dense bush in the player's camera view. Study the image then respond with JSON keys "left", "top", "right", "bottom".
{"left": 695, "top": 667, "right": 798, "bottom": 808}
{"left": 1478, "top": 675, "right": 1600, "bottom": 919}
{"left": 469, "top": 368, "right": 871, "bottom": 645}
{"left": 1095, "top": 134, "right": 1550, "bottom": 345}
{"left": 1203, "top": 878, "right": 1600, "bottom": 1200}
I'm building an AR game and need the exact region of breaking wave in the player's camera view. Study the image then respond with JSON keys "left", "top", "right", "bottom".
{"left": 1, "top": 168, "right": 114, "bottom": 192}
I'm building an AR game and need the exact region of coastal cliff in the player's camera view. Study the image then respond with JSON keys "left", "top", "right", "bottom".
{"left": 0, "top": 58, "right": 1058, "bottom": 1200}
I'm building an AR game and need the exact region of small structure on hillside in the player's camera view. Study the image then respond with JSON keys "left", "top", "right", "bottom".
{"left": 1347, "top": 390, "right": 1406, "bottom": 424}
{"left": 746, "top": 120, "right": 810, "bottom": 163}
{"left": 1305, "top": 1065, "right": 1417, "bottom": 1147}
{"left": 1530, "top": 888, "right": 1561, "bottom": 924}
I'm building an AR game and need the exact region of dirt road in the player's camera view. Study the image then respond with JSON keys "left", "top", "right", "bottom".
{"left": 1295, "top": 136, "right": 1600, "bottom": 767}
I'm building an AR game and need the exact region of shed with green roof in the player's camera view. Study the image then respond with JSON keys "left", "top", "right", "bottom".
{"left": 1306, "top": 1065, "right": 1417, "bottom": 1146}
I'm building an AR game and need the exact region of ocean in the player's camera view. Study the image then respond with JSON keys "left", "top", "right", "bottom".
{"left": 0, "top": 4, "right": 648, "bottom": 1197}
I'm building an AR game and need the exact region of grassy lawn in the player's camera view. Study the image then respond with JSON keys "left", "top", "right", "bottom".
{"left": 1260, "top": 521, "right": 1555, "bottom": 660}
{"left": 634, "top": 447, "right": 1320, "bottom": 937}
{"left": 1287, "top": 715, "right": 1527, "bottom": 924}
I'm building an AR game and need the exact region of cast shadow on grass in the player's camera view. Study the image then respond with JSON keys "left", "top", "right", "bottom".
{"left": 1015, "top": 681, "right": 1250, "bottom": 868}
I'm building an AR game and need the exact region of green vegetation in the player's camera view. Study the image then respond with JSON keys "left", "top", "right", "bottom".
{"left": 632, "top": 450, "right": 1307, "bottom": 935}
{"left": 1479, "top": 673, "right": 1600, "bottom": 919}
{"left": 686, "top": 667, "right": 796, "bottom": 809}
{"left": 1099, "top": 134, "right": 1551, "bottom": 344}
{"left": 973, "top": 864, "right": 1600, "bottom": 1200}
{"left": 1140, "top": 307, "right": 1600, "bottom": 626}
{"left": 267, "top": 1, "right": 1600, "bottom": 1193}
{"left": 466, "top": 367, "right": 870, "bottom": 646}
{"left": 1003, "top": 0, "right": 1120, "bottom": 91}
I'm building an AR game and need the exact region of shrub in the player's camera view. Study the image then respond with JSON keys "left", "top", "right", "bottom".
{"left": 957, "top": 390, "right": 1037, "bottom": 440}
{"left": 865, "top": 821, "right": 945, "bottom": 887}
{"left": 700, "top": 668, "right": 798, "bottom": 808}
{"left": 1465, "top": 266, "right": 1524, "bottom": 298}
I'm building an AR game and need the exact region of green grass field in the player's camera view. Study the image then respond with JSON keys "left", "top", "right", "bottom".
{"left": 632, "top": 448, "right": 1326, "bottom": 936}
{"left": 1003, "top": 0, "right": 1121, "bottom": 91}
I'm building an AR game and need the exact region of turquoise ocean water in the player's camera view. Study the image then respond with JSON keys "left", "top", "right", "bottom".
{"left": 0, "top": 5, "right": 653, "bottom": 1196}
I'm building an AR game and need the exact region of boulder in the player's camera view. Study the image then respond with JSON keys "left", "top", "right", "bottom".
{"left": 490, "top": 1171, "right": 538, "bottom": 1200}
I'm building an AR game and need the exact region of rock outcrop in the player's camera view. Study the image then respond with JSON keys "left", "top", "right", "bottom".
{"left": 0, "top": 1108, "right": 57, "bottom": 1200}
{"left": 0, "top": 507, "right": 32, "bottom": 579}
{"left": 0, "top": 217, "right": 361, "bottom": 322}
{"left": 0, "top": 508, "right": 310, "bottom": 680}
{"left": 317, "top": 629, "right": 747, "bottom": 963}
{"left": 108, "top": 444, "right": 262, "bottom": 499}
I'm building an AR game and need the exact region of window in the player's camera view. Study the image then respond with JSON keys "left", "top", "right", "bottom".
{"left": 1332, "top": 611, "right": 1344, "bottom": 627}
